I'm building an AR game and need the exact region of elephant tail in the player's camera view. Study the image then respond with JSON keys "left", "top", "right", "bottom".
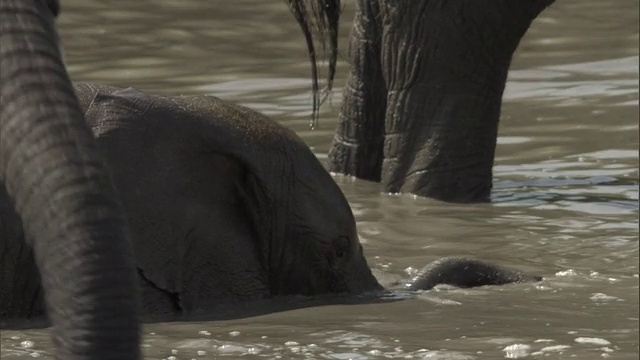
{"left": 285, "top": 0, "right": 341, "bottom": 129}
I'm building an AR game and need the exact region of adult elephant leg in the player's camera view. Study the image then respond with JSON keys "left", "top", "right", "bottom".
{"left": 379, "top": 0, "right": 553, "bottom": 202}
{"left": 327, "top": 0, "right": 387, "bottom": 180}
{"left": 0, "top": 0, "right": 140, "bottom": 359}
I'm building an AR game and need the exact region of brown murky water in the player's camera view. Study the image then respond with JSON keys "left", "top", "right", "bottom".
{"left": 2, "top": 0, "right": 638, "bottom": 359}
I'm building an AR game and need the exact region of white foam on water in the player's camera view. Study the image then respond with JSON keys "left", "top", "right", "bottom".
{"left": 574, "top": 337, "right": 612, "bottom": 346}
{"left": 502, "top": 343, "right": 531, "bottom": 358}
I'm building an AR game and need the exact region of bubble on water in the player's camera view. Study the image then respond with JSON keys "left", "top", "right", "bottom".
{"left": 531, "top": 345, "right": 571, "bottom": 357}
{"left": 590, "top": 293, "right": 619, "bottom": 301}
{"left": 197, "top": 350, "right": 206, "bottom": 356}
{"left": 567, "top": 331, "right": 578, "bottom": 335}
{"left": 556, "top": 269, "right": 578, "bottom": 277}
{"left": 534, "top": 339, "right": 555, "bottom": 343}
{"left": 198, "top": 330, "right": 211, "bottom": 336}
{"left": 575, "top": 337, "right": 611, "bottom": 346}
{"left": 261, "top": 335, "right": 268, "bottom": 339}
{"left": 534, "top": 284, "right": 551, "bottom": 291}
{"left": 540, "top": 345, "right": 571, "bottom": 353}
{"left": 285, "top": 341, "right": 299, "bottom": 346}
{"left": 503, "top": 344, "right": 531, "bottom": 358}
{"left": 216, "top": 343, "right": 261, "bottom": 355}
{"left": 20, "top": 340, "right": 34, "bottom": 349}
{"left": 404, "top": 267, "right": 417, "bottom": 276}
{"left": 167, "top": 356, "right": 177, "bottom": 360}
{"left": 171, "top": 349, "right": 178, "bottom": 354}
{"left": 229, "top": 331, "right": 240, "bottom": 337}
{"left": 10, "top": 336, "right": 20, "bottom": 340}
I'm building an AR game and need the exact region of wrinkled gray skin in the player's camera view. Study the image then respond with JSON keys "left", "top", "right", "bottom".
{"left": 0, "top": 0, "right": 140, "bottom": 359}
{"left": 0, "top": 82, "right": 541, "bottom": 317}
{"left": 405, "top": 258, "right": 542, "bottom": 292}
{"left": 74, "top": 83, "right": 382, "bottom": 314}
{"left": 290, "top": 0, "right": 555, "bottom": 203}
{"left": 1, "top": 0, "right": 542, "bottom": 331}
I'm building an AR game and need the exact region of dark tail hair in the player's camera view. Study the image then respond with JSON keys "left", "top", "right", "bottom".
{"left": 286, "top": 0, "right": 341, "bottom": 129}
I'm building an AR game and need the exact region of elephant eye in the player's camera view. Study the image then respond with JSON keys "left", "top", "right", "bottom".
{"left": 333, "top": 236, "right": 350, "bottom": 260}
{"left": 322, "top": 236, "right": 351, "bottom": 268}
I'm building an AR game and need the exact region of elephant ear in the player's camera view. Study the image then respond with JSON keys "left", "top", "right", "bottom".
{"left": 233, "top": 169, "right": 274, "bottom": 277}
{"left": 83, "top": 87, "right": 274, "bottom": 313}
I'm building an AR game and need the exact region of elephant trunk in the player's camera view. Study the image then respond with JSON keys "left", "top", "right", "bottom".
{"left": 0, "top": 1, "right": 140, "bottom": 359}
{"left": 404, "top": 257, "right": 542, "bottom": 291}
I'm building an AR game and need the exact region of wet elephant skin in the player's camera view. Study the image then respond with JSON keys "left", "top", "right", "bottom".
{"left": 1, "top": 82, "right": 541, "bottom": 320}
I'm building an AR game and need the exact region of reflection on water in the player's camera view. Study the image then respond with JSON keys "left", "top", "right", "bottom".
{"left": 506, "top": 57, "right": 638, "bottom": 107}
{"left": 2, "top": 0, "right": 638, "bottom": 358}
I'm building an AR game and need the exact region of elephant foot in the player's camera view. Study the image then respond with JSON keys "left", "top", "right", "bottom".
{"left": 404, "top": 257, "right": 542, "bottom": 291}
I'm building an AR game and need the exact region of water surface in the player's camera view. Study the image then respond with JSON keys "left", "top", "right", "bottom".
{"left": 2, "top": 0, "right": 638, "bottom": 359}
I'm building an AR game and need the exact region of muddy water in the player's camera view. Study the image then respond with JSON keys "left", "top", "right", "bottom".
{"left": 2, "top": 0, "right": 638, "bottom": 359}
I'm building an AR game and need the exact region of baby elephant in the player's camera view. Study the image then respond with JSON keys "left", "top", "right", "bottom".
{"left": 0, "top": 82, "right": 542, "bottom": 320}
